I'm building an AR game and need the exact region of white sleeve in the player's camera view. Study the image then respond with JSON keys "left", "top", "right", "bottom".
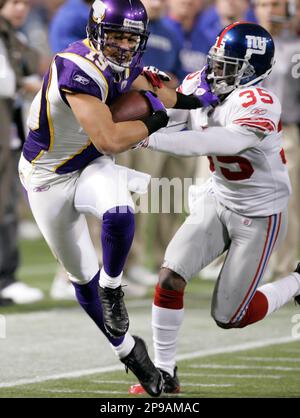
{"left": 227, "top": 87, "right": 282, "bottom": 136}
{"left": 148, "top": 124, "right": 259, "bottom": 157}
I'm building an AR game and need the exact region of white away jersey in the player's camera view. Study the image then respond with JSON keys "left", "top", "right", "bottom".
{"left": 151, "top": 74, "right": 291, "bottom": 217}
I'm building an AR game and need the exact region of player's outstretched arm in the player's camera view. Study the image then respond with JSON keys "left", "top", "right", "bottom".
{"left": 147, "top": 125, "right": 260, "bottom": 157}
{"left": 133, "top": 66, "right": 219, "bottom": 110}
{"left": 66, "top": 93, "right": 168, "bottom": 154}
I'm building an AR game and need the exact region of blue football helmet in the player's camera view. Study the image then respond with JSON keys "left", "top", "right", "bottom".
{"left": 207, "top": 22, "right": 275, "bottom": 95}
{"left": 87, "top": 0, "right": 149, "bottom": 72}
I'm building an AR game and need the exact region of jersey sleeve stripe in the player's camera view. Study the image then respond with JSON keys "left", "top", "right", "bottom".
{"left": 233, "top": 117, "right": 277, "bottom": 132}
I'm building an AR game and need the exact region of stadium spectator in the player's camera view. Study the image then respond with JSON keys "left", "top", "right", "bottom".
{"left": 255, "top": 0, "right": 300, "bottom": 278}
{"left": 141, "top": 0, "right": 181, "bottom": 83}
{"left": 49, "top": 0, "right": 93, "bottom": 54}
{"left": 0, "top": 0, "right": 44, "bottom": 304}
{"left": 198, "top": 0, "right": 256, "bottom": 48}
{"left": 164, "top": 0, "right": 210, "bottom": 80}
{"left": 21, "top": 0, "right": 64, "bottom": 56}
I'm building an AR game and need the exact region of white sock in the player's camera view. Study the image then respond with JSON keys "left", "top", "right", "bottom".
{"left": 152, "top": 304, "right": 184, "bottom": 376}
{"left": 259, "top": 272, "right": 300, "bottom": 316}
{"left": 99, "top": 267, "right": 123, "bottom": 289}
{"left": 111, "top": 333, "right": 135, "bottom": 359}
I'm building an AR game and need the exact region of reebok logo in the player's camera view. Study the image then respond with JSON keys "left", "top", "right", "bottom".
{"left": 73, "top": 74, "right": 90, "bottom": 85}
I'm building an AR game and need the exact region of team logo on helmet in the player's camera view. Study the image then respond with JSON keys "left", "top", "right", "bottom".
{"left": 246, "top": 35, "right": 267, "bottom": 56}
{"left": 92, "top": 0, "right": 107, "bottom": 23}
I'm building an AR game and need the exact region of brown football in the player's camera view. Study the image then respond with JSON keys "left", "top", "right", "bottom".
{"left": 109, "top": 90, "right": 152, "bottom": 123}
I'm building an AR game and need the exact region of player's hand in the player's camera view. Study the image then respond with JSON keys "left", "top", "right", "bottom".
{"left": 139, "top": 91, "right": 169, "bottom": 135}
{"left": 142, "top": 66, "right": 172, "bottom": 89}
{"left": 140, "top": 90, "right": 167, "bottom": 114}
{"left": 194, "top": 66, "right": 220, "bottom": 108}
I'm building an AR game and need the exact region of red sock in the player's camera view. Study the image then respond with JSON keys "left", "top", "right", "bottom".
{"left": 237, "top": 290, "right": 269, "bottom": 328}
{"left": 154, "top": 284, "right": 184, "bottom": 309}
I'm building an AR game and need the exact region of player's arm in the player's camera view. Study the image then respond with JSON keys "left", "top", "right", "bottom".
{"left": 147, "top": 125, "right": 259, "bottom": 157}
{"left": 66, "top": 92, "right": 167, "bottom": 154}
{"left": 132, "top": 74, "right": 178, "bottom": 108}
{"left": 132, "top": 67, "right": 217, "bottom": 110}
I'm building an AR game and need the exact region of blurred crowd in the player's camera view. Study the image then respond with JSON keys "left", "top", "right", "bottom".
{"left": 0, "top": 0, "right": 299, "bottom": 305}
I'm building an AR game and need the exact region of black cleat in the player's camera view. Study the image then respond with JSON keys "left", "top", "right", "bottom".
{"left": 98, "top": 285, "right": 129, "bottom": 338}
{"left": 121, "top": 336, "right": 163, "bottom": 397}
{"left": 159, "top": 366, "right": 181, "bottom": 394}
{"left": 294, "top": 263, "right": 300, "bottom": 306}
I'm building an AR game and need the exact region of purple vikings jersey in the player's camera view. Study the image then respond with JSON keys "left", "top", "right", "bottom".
{"left": 23, "top": 39, "right": 143, "bottom": 174}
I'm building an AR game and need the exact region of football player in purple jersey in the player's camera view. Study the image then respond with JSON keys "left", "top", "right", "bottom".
{"left": 19, "top": 0, "right": 218, "bottom": 396}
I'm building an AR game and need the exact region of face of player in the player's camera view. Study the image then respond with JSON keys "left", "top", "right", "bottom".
{"left": 209, "top": 56, "right": 241, "bottom": 85}
{"left": 141, "top": 0, "right": 166, "bottom": 20}
{"left": 255, "top": 0, "right": 288, "bottom": 30}
{"left": 103, "top": 31, "right": 141, "bottom": 67}
{"left": 216, "top": 0, "right": 249, "bottom": 22}
{"left": 0, "top": 0, "right": 30, "bottom": 28}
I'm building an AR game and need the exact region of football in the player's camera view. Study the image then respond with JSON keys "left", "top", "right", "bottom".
{"left": 109, "top": 90, "right": 152, "bottom": 123}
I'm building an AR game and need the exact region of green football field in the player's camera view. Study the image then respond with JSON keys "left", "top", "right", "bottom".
{"left": 0, "top": 238, "right": 299, "bottom": 398}
{"left": 1, "top": 340, "right": 300, "bottom": 398}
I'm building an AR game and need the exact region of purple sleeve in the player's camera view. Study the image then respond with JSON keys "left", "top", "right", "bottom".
{"left": 55, "top": 55, "right": 103, "bottom": 100}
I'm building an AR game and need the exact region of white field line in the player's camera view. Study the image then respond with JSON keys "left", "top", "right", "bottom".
{"left": 41, "top": 389, "right": 130, "bottom": 395}
{"left": 40, "top": 383, "right": 234, "bottom": 396}
{"left": 176, "top": 335, "right": 300, "bottom": 362}
{"left": 189, "top": 364, "right": 300, "bottom": 371}
{"left": 179, "top": 372, "right": 282, "bottom": 380}
{"left": 90, "top": 380, "right": 233, "bottom": 388}
{"left": 239, "top": 357, "right": 300, "bottom": 363}
{"left": 0, "top": 334, "right": 298, "bottom": 389}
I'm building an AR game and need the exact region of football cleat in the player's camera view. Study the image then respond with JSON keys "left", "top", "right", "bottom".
{"left": 129, "top": 366, "right": 180, "bottom": 395}
{"left": 121, "top": 336, "right": 163, "bottom": 397}
{"left": 294, "top": 262, "right": 300, "bottom": 306}
{"left": 159, "top": 367, "right": 181, "bottom": 394}
{"left": 98, "top": 285, "right": 129, "bottom": 338}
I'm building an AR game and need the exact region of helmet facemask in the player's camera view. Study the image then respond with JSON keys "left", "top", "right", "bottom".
{"left": 207, "top": 48, "right": 255, "bottom": 96}
{"left": 88, "top": 22, "right": 148, "bottom": 73}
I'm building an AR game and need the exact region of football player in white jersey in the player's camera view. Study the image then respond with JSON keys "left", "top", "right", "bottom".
{"left": 18, "top": 0, "right": 219, "bottom": 397}
{"left": 130, "top": 22, "right": 300, "bottom": 395}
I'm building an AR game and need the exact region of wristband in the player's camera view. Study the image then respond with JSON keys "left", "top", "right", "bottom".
{"left": 174, "top": 92, "right": 202, "bottom": 109}
{"left": 143, "top": 111, "right": 169, "bottom": 135}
